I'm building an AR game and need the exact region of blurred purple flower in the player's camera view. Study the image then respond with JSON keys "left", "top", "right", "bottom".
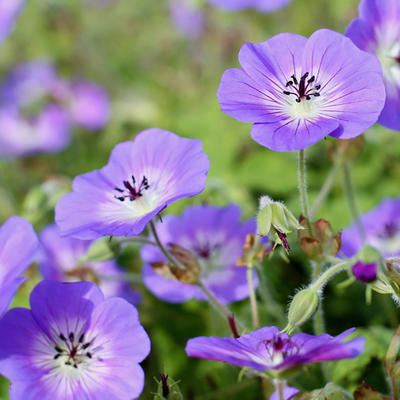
{"left": 207, "top": 0, "right": 292, "bottom": 12}
{"left": 142, "top": 204, "right": 257, "bottom": 304}
{"left": 169, "top": 0, "right": 205, "bottom": 39}
{"left": 341, "top": 198, "right": 400, "bottom": 258}
{"left": 0, "top": 280, "right": 150, "bottom": 399}
{"left": 346, "top": 0, "right": 400, "bottom": 130}
{"left": 352, "top": 261, "right": 377, "bottom": 283}
{"left": 39, "top": 224, "right": 140, "bottom": 304}
{"left": 55, "top": 128, "right": 209, "bottom": 239}
{"left": 0, "top": 61, "right": 110, "bottom": 157}
{"left": 61, "top": 80, "right": 110, "bottom": 131}
{"left": 186, "top": 326, "right": 364, "bottom": 372}
{"left": 270, "top": 387, "right": 299, "bottom": 400}
{"left": 0, "top": 0, "right": 26, "bottom": 43}
{"left": 0, "top": 216, "right": 38, "bottom": 315}
{"left": 217, "top": 29, "right": 385, "bottom": 152}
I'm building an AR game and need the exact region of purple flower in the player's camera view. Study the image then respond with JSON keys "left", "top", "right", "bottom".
{"left": 0, "top": 216, "right": 38, "bottom": 315}
{"left": 207, "top": 0, "right": 292, "bottom": 12}
{"left": 55, "top": 128, "right": 210, "bottom": 239}
{"left": 341, "top": 198, "right": 400, "bottom": 258}
{"left": 0, "top": 61, "right": 110, "bottom": 157}
{"left": 186, "top": 326, "right": 364, "bottom": 373}
{"left": 217, "top": 29, "right": 385, "bottom": 152}
{"left": 352, "top": 261, "right": 377, "bottom": 283}
{"left": 169, "top": 0, "right": 205, "bottom": 39}
{"left": 346, "top": 0, "right": 400, "bottom": 130}
{"left": 0, "top": 280, "right": 150, "bottom": 399}
{"left": 62, "top": 81, "right": 110, "bottom": 131}
{"left": 39, "top": 224, "right": 140, "bottom": 304}
{"left": 0, "top": 0, "right": 26, "bottom": 43}
{"left": 142, "top": 204, "right": 257, "bottom": 304}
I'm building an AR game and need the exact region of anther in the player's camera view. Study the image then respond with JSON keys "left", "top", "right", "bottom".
{"left": 86, "top": 352, "right": 92, "bottom": 358}
{"left": 55, "top": 346, "right": 63, "bottom": 353}
{"left": 59, "top": 334, "right": 67, "bottom": 342}
{"left": 79, "top": 334, "right": 85, "bottom": 343}
{"left": 69, "top": 332, "right": 75, "bottom": 343}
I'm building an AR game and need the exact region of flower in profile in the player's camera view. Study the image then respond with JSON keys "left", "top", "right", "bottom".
{"left": 55, "top": 128, "right": 209, "bottom": 239}
{"left": 0, "top": 61, "right": 109, "bottom": 157}
{"left": 341, "top": 198, "right": 400, "bottom": 258}
{"left": 346, "top": 0, "right": 400, "bottom": 130}
{"left": 169, "top": 0, "right": 205, "bottom": 39}
{"left": 0, "top": 216, "right": 38, "bottom": 315}
{"left": 207, "top": 0, "right": 292, "bottom": 12}
{"left": 0, "top": 280, "right": 150, "bottom": 399}
{"left": 39, "top": 224, "right": 140, "bottom": 303}
{"left": 142, "top": 204, "right": 257, "bottom": 304}
{"left": 186, "top": 326, "right": 364, "bottom": 374}
{"left": 0, "top": 0, "right": 26, "bottom": 43}
{"left": 217, "top": 29, "right": 385, "bottom": 152}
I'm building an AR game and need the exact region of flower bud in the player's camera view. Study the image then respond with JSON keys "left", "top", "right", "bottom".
{"left": 286, "top": 288, "right": 319, "bottom": 333}
{"left": 257, "top": 196, "right": 302, "bottom": 251}
{"left": 298, "top": 217, "right": 341, "bottom": 261}
{"left": 352, "top": 261, "right": 377, "bottom": 283}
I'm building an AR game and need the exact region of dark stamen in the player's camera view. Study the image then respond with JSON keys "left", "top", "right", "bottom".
{"left": 283, "top": 73, "right": 321, "bottom": 103}
{"left": 114, "top": 174, "right": 150, "bottom": 202}
{"left": 55, "top": 346, "right": 63, "bottom": 353}
{"left": 79, "top": 334, "right": 84, "bottom": 343}
{"left": 69, "top": 332, "right": 75, "bottom": 343}
{"left": 59, "top": 334, "right": 67, "bottom": 342}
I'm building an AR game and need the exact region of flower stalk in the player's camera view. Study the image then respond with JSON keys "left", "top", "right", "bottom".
{"left": 298, "top": 149, "right": 312, "bottom": 230}
{"left": 342, "top": 162, "right": 366, "bottom": 242}
{"left": 247, "top": 265, "right": 259, "bottom": 330}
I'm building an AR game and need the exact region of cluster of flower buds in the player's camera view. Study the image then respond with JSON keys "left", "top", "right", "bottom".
{"left": 298, "top": 217, "right": 341, "bottom": 262}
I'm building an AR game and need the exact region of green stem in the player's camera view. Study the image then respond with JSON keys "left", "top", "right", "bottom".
{"left": 342, "top": 162, "right": 366, "bottom": 242}
{"left": 149, "top": 220, "right": 185, "bottom": 270}
{"left": 298, "top": 149, "right": 312, "bottom": 227}
{"left": 198, "top": 280, "right": 245, "bottom": 331}
{"left": 310, "top": 261, "right": 349, "bottom": 292}
{"left": 247, "top": 267, "right": 259, "bottom": 330}
{"left": 310, "top": 163, "right": 340, "bottom": 218}
{"left": 274, "top": 380, "right": 286, "bottom": 400}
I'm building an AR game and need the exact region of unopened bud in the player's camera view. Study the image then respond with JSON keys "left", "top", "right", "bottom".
{"left": 286, "top": 289, "right": 319, "bottom": 333}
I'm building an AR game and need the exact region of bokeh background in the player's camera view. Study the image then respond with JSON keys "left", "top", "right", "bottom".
{"left": 0, "top": 0, "right": 399, "bottom": 398}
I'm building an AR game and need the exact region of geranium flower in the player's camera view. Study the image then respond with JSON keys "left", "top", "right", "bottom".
{"left": 142, "top": 204, "right": 257, "bottom": 304}
{"left": 217, "top": 29, "right": 385, "bottom": 151}
{"left": 0, "top": 280, "right": 150, "bottom": 399}
{"left": 341, "top": 198, "right": 400, "bottom": 258}
{"left": 0, "top": 0, "right": 26, "bottom": 43}
{"left": 207, "top": 0, "right": 292, "bottom": 12}
{"left": 0, "top": 61, "right": 109, "bottom": 157}
{"left": 186, "top": 326, "right": 364, "bottom": 373}
{"left": 39, "top": 224, "right": 140, "bottom": 303}
{"left": 346, "top": 0, "right": 400, "bottom": 130}
{"left": 0, "top": 216, "right": 38, "bottom": 315}
{"left": 55, "top": 128, "right": 210, "bottom": 239}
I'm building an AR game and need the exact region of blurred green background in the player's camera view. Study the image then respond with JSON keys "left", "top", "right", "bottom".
{"left": 0, "top": 0, "right": 399, "bottom": 398}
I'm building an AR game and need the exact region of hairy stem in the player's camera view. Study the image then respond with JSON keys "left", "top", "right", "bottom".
{"left": 298, "top": 150, "right": 312, "bottom": 228}
{"left": 310, "top": 261, "right": 349, "bottom": 292}
{"left": 149, "top": 220, "right": 185, "bottom": 270}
